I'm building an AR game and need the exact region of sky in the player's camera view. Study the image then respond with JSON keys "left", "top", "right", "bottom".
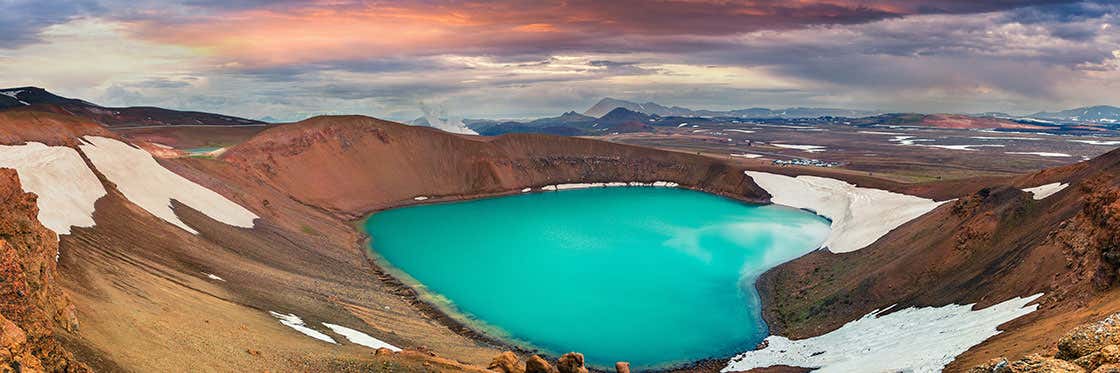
{"left": 1, "top": 0, "right": 1118, "bottom": 121}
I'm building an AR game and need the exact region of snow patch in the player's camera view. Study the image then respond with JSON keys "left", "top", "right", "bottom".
{"left": 79, "top": 136, "right": 259, "bottom": 234}
{"left": 1022, "top": 182, "right": 1068, "bottom": 200}
{"left": 412, "top": 196, "right": 429, "bottom": 201}
{"left": 203, "top": 272, "right": 226, "bottom": 282}
{"left": 1070, "top": 139, "right": 1120, "bottom": 146}
{"left": 772, "top": 143, "right": 826, "bottom": 153}
{"left": 540, "top": 181, "right": 680, "bottom": 191}
{"left": 322, "top": 323, "right": 401, "bottom": 352}
{"left": 723, "top": 294, "right": 1043, "bottom": 373}
{"left": 1006, "top": 152, "right": 1071, "bottom": 158}
{"left": 0, "top": 142, "right": 106, "bottom": 235}
{"left": 521, "top": 187, "right": 532, "bottom": 193}
{"left": 730, "top": 153, "right": 763, "bottom": 159}
{"left": 746, "top": 171, "right": 947, "bottom": 253}
{"left": 857, "top": 131, "right": 903, "bottom": 135}
{"left": 0, "top": 90, "right": 29, "bottom": 105}
{"left": 925, "top": 144, "right": 1004, "bottom": 151}
{"left": 269, "top": 312, "right": 337, "bottom": 344}
{"left": 725, "top": 129, "right": 756, "bottom": 134}
{"left": 970, "top": 136, "right": 1043, "bottom": 141}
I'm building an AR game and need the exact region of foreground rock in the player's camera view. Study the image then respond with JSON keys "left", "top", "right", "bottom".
{"left": 489, "top": 351, "right": 525, "bottom": 373}
{"left": 490, "top": 352, "right": 606, "bottom": 373}
{"left": 972, "top": 313, "right": 1120, "bottom": 372}
{"left": 556, "top": 352, "right": 589, "bottom": 373}
{"left": 0, "top": 169, "right": 86, "bottom": 371}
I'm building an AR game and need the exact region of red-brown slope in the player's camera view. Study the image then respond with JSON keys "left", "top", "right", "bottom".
{"left": 0, "top": 108, "right": 115, "bottom": 146}
{"left": 758, "top": 148, "right": 1120, "bottom": 371}
{"left": 221, "top": 115, "right": 768, "bottom": 216}
{"left": 920, "top": 114, "right": 1047, "bottom": 130}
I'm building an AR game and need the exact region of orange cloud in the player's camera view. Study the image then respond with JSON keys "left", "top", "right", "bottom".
{"left": 117, "top": 0, "right": 1041, "bottom": 67}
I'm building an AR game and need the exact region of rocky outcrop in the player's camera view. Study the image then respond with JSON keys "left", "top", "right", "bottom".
{"left": 525, "top": 355, "right": 557, "bottom": 373}
{"left": 972, "top": 313, "right": 1120, "bottom": 372}
{"left": 0, "top": 169, "right": 86, "bottom": 371}
{"left": 489, "top": 352, "right": 612, "bottom": 373}
{"left": 489, "top": 351, "right": 525, "bottom": 373}
{"left": 970, "top": 354, "right": 1084, "bottom": 372}
{"left": 556, "top": 352, "right": 588, "bottom": 373}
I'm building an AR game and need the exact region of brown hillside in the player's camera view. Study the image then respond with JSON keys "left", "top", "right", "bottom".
{"left": 759, "top": 148, "right": 1120, "bottom": 371}
{"left": 222, "top": 115, "right": 768, "bottom": 216}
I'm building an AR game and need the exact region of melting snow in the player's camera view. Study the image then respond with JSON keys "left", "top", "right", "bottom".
{"left": 269, "top": 312, "right": 337, "bottom": 344}
{"left": 857, "top": 131, "right": 904, "bottom": 135}
{"left": 0, "top": 90, "right": 29, "bottom": 105}
{"left": 1022, "top": 182, "right": 1068, "bottom": 200}
{"left": 723, "top": 294, "right": 1043, "bottom": 373}
{"left": 0, "top": 142, "right": 106, "bottom": 235}
{"left": 925, "top": 144, "right": 1004, "bottom": 151}
{"left": 79, "top": 136, "right": 258, "bottom": 234}
{"left": 772, "top": 143, "right": 826, "bottom": 153}
{"left": 970, "top": 136, "right": 1043, "bottom": 141}
{"left": 1006, "top": 152, "right": 1071, "bottom": 158}
{"left": 890, "top": 136, "right": 1005, "bottom": 151}
{"left": 321, "top": 323, "right": 402, "bottom": 352}
{"left": 540, "top": 181, "right": 680, "bottom": 191}
{"left": 1070, "top": 139, "right": 1120, "bottom": 146}
{"left": 746, "top": 171, "right": 948, "bottom": 253}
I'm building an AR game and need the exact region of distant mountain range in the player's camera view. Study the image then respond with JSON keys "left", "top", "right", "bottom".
{"left": 0, "top": 87, "right": 264, "bottom": 127}
{"left": 1030, "top": 105, "right": 1120, "bottom": 124}
{"left": 583, "top": 97, "right": 882, "bottom": 119}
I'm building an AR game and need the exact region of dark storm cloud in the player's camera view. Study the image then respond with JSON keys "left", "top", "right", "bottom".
{"left": 0, "top": 0, "right": 102, "bottom": 48}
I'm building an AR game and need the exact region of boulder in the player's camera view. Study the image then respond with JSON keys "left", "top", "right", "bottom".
{"left": 971, "top": 355, "right": 1084, "bottom": 372}
{"left": 488, "top": 351, "right": 525, "bottom": 373}
{"left": 1060, "top": 314, "right": 1120, "bottom": 360}
{"left": 615, "top": 361, "right": 631, "bottom": 373}
{"left": 556, "top": 352, "right": 588, "bottom": 373}
{"left": 1095, "top": 364, "right": 1120, "bottom": 373}
{"left": 1006, "top": 354, "right": 1085, "bottom": 372}
{"left": 525, "top": 355, "right": 557, "bottom": 373}
{"left": 1075, "top": 345, "right": 1120, "bottom": 371}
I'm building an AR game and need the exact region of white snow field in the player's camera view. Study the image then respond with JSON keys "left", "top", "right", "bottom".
{"left": 1022, "top": 182, "right": 1069, "bottom": 200}
{"left": 722, "top": 294, "right": 1043, "bottom": 373}
{"left": 0, "top": 142, "right": 106, "bottom": 235}
{"left": 745, "top": 171, "right": 948, "bottom": 253}
{"left": 269, "top": 312, "right": 337, "bottom": 344}
{"left": 79, "top": 136, "right": 259, "bottom": 234}
{"left": 321, "top": 323, "right": 402, "bottom": 352}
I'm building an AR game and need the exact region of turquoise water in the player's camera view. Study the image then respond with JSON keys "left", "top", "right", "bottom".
{"left": 186, "top": 146, "right": 222, "bottom": 155}
{"left": 364, "top": 187, "right": 829, "bottom": 369}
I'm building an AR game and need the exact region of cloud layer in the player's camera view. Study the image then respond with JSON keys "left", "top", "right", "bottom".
{"left": 0, "top": 0, "right": 1116, "bottom": 120}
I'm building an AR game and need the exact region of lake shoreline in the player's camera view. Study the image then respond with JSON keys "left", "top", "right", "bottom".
{"left": 353, "top": 185, "right": 826, "bottom": 372}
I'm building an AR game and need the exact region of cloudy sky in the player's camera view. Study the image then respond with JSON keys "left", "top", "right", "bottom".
{"left": 1, "top": 0, "right": 1118, "bottom": 121}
